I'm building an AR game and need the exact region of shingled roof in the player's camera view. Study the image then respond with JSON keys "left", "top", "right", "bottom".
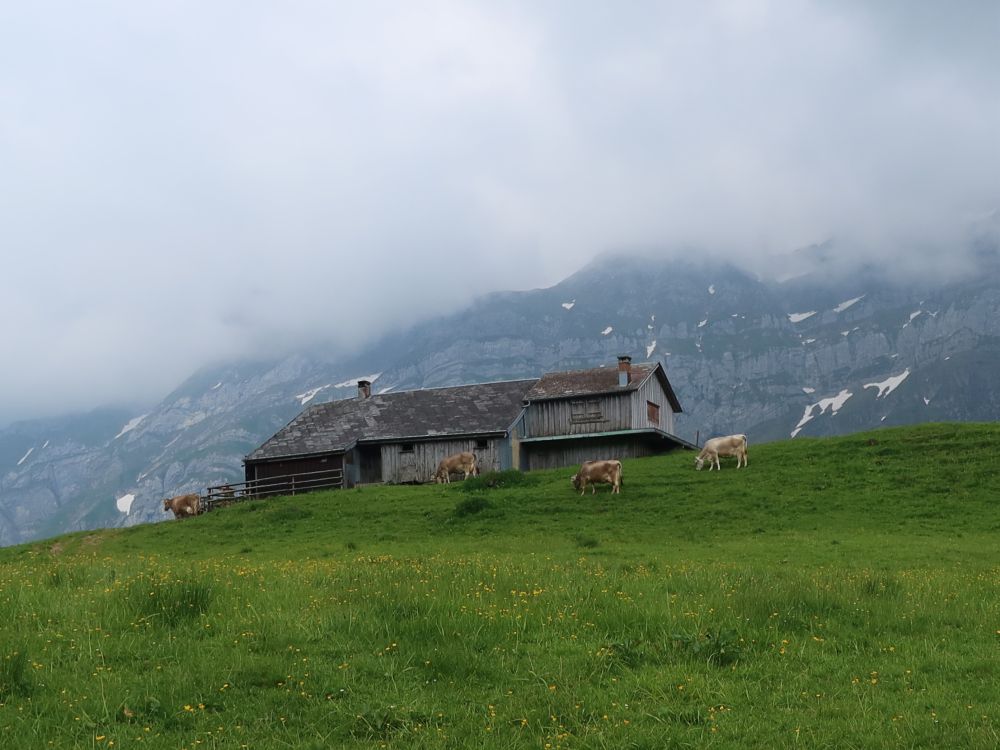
{"left": 524, "top": 362, "right": 682, "bottom": 412}
{"left": 246, "top": 379, "right": 537, "bottom": 462}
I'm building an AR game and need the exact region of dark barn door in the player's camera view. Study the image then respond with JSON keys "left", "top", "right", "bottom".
{"left": 247, "top": 454, "right": 344, "bottom": 496}
{"left": 358, "top": 446, "right": 383, "bottom": 484}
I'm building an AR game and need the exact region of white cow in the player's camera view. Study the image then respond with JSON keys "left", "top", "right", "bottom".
{"left": 695, "top": 434, "right": 748, "bottom": 471}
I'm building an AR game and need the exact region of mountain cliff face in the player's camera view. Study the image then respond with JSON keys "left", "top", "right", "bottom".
{"left": 4, "top": 249, "right": 1000, "bottom": 546}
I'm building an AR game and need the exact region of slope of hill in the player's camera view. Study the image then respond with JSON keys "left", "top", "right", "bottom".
{"left": 5, "top": 249, "right": 1000, "bottom": 547}
{"left": 1, "top": 424, "right": 997, "bottom": 748}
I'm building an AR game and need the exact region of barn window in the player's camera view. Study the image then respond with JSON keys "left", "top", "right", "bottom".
{"left": 647, "top": 401, "right": 660, "bottom": 425}
{"left": 475, "top": 439, "right": 489, "bottom": 450}
{"left": 570, "top": 399, "right": 603, "bottom": 424}
{"left": 400, "top": 443, "right": 414, "bottom": 453}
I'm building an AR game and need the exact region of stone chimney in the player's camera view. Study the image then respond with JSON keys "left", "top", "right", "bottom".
{"left": 617, "top": 355, "right": 632, "bottom": 387}
{"left": 357, "top": 380, "right": 372, "bottom": 399}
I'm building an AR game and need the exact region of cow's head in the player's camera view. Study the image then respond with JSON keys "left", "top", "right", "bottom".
{"left": 694, "top": 457, "right": 705, "bottom": 471}
{"left": 162, "top": 497, "right": 172, "bottom": 511}
{"left": 570, "top": 474, "right": 581, "bottom": 490}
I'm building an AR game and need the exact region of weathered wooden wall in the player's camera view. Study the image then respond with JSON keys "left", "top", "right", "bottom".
{"left": 524, "top": 435, "right": 658, "bottom": 471}
{"left": 524, "top": 395, "right": 632, "bottom": 437}
{"left": 246, "top": 454, "right": 343, "bottom": 482}
{"left": 379, "top": 438, "right": 505, "bottom": 484}
{"left": 629, "top": 375, "right": 676, "bottom": 434}
{"left": 243, "top": 454, "right": 345, "bottom": 495}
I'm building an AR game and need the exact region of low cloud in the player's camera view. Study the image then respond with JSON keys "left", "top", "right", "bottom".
{"left": 1, "top": 1, "right": 998, "bottom": 422}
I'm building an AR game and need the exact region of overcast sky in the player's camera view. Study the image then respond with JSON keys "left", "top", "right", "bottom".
{"left": 2, "top": 1, "right": 998, "bottom": 424}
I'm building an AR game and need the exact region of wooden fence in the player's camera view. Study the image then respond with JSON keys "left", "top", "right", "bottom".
{"left": 201, "top": 468, "right": 344, "bottom": 512}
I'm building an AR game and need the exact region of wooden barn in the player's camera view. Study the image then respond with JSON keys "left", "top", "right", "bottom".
{"left": 513, "top": 356, "right": 691, "bottom": 470}
{"left": 243, "top": 356, "right": 692, "bottom": 493}
{"left": 243, "top": 379, "right": 536, "bottom": 488}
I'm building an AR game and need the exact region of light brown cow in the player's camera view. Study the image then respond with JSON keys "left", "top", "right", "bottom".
{"left": 695, "top": 434, "right": 748, "bottom": 471}
{"left": 434, "top": 452, "right": 479, "bottom": 483}
{"left": 163, "top": 493, "right": 201, "bottom": 519}
{"left": 570, "top": 459, "right": 623, "bottom": 495}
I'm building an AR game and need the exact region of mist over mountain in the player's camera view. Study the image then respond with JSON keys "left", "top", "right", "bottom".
{"left": 4, "top": 243, "right": 1000, "bottom": 547}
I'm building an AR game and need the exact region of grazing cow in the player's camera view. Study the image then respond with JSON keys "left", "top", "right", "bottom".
{"left": 695, "top": 434, "right": 748, "bottom": 471}
{"left": 570, "top": 459, "right": 623, "bottom": 495}
{"left": 434, "top": 452, "right": 479, "bottom": 483}
{"left": 163, "top": 493, "right": 201, "bottom": 519}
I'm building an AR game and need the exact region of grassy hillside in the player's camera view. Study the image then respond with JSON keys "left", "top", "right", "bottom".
{"left": 1, "top": 423, "right": 998, "bottom": 748}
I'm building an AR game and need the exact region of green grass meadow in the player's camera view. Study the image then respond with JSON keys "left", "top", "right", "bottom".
{"left": 1, "top": 423, "right": 998, "bottom": 748}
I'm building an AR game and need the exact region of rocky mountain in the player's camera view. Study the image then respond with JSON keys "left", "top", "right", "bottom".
{"left": 4, "top": 240, "right": 1000, "bottom": 547}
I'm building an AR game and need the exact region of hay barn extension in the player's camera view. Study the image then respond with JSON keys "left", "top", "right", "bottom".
{"left": 243, "top": 356, "right": 693, "bottom": 491}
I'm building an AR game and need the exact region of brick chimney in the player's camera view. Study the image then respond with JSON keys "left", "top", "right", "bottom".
{"left": 357, "top": 380, "right": 372, "bottom": 399}
{"left": 617, "top": 355, "right": 632, "bottom": 387}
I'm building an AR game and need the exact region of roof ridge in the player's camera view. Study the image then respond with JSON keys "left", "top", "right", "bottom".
{"left": 374, "top": 377, "right": 539, "bottom": 397}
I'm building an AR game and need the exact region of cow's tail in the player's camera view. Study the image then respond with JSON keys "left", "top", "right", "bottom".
{"left": 618, "top": 460, "right": 624, "bottom": 486}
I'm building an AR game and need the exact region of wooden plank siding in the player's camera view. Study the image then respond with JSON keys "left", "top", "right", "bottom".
{"left": 247, "top": 454, "right": 343, "bottom": 482}
{"left": 379, "top": 437, "right": 506, "bottom": 484}
{"left": 523, "top": 435, "right": 659, "bottom": 471}
{"left": 244, "top": 454, "right": 346, "bottom": 495}
{"left": 628, "top": 373, "right": 676, "bottom": 434}
{"left": 523, "top": 394, "right": 632, "bottom": 438}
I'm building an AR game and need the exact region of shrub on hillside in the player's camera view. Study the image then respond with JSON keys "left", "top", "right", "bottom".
{"left": 453, "top": 496, "right": 494, "bottom": 517}
{"left": 0, "top": 647, "right": 32, "bottom": 698}
{"left": 459, "top": 470, "right": 539, "bottom": 492}
{"left": 671, "top": 628, "right": 742, "bottom": 667}
{"left": 117, "top": 577, "right": 215, "bottom": 628}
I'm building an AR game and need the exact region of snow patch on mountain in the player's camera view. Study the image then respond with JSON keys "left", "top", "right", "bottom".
{"left": 297, "top": 385, "right": 331, "bottom": 405}
{"left": 116, "top": 494, "right": 135, "bottom": 514}
{"left": 791, "top": 389, "right": 853, "bottom": 438}
{"left": 788, "top": 311, "right": 817, "bottom": 323}
{"left": 601, "top": 326, "right": 613, "bottom": 336}
{"left": 903, "top": 310, "right": 922, "bottom": 328}
{"left": 646, "top": 341, "right": 656, "bottom": 358}
{"left": 180, "top": 412, "right": 208, "bottom": 429}
{"left": 211, "top": 382, "right": 223, "bottom": 390}
{"left": 864, "top": 369, "right": 910, "bottom": 399}
{"left": 115, "top": 414, "right": 147, "bottom": 439}
{"left": 698, "top": 319, "right": 708, "bottom": 328}
{"left": 708, "top": 285, "right": 715, "bottom": 295}
{"left": 17, "top": 448, "right": 33, "bottom": 466}
{"left": 561, "top": 301, "right": 575, "bottom": 310}
{"left": 802, "top": 387, "right": 816, "bottom": 394}
{"left": 833, "top": 295, "right": 865, "bottom": 313}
